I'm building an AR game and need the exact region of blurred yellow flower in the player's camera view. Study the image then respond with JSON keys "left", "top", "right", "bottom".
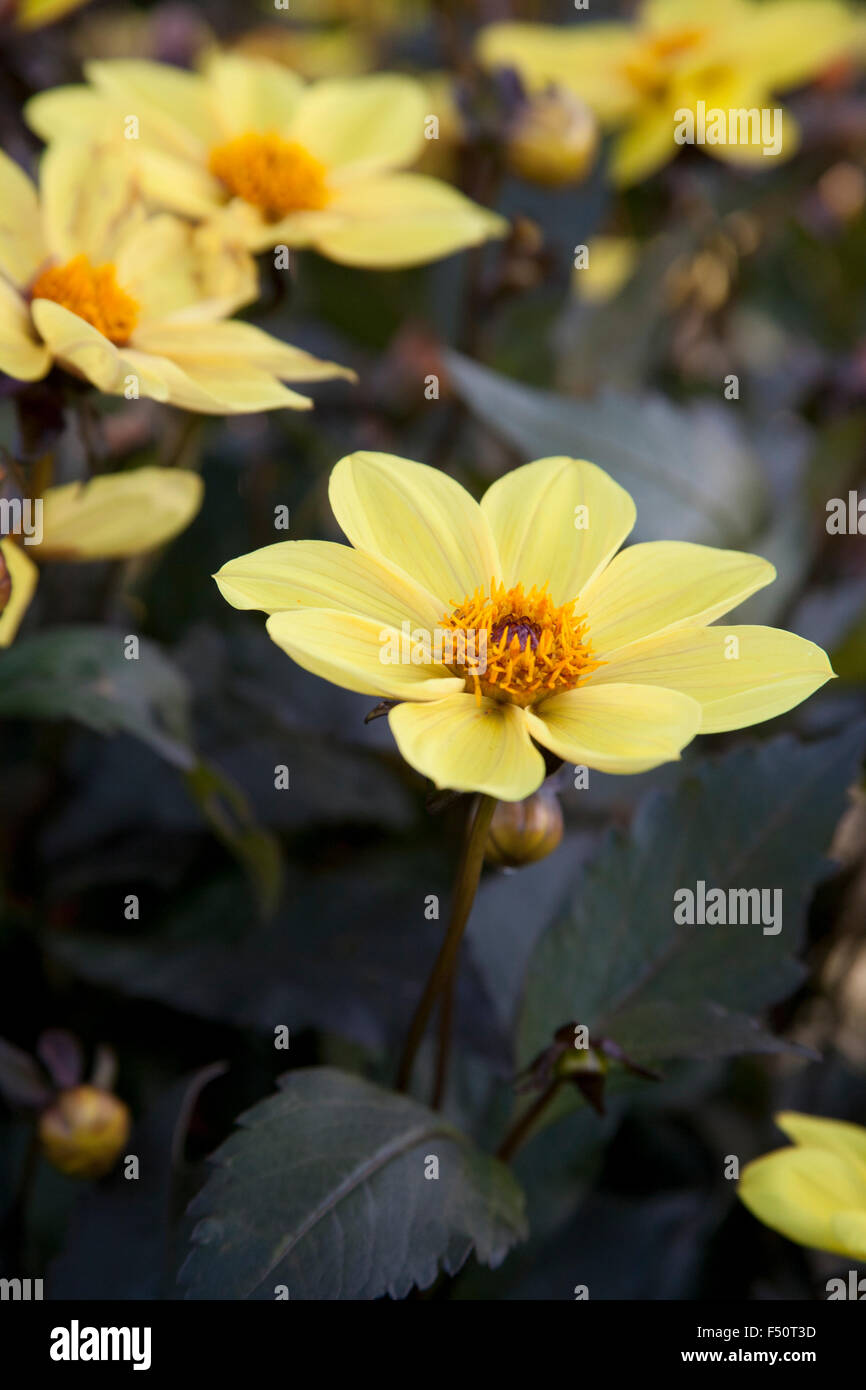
{"left": 739, "top": 1112, "right": 866, "bottom": 1260}
{"left": 0, "top": 144, "right": 354, "bottom": 411}
{"left": 27, "top": 56, "right": 508, "bottom": 267}
{"left": 215, "top": 453, "right": 833, "bottom": 801}
{"left": 0, "top": 466, "right": 204, "bottom": 646}
{"left": 479, "top": 0, "right": 861, "bottom": 186}
{"left": 38, "top": 1085, "right": 131, "bottom": 1179}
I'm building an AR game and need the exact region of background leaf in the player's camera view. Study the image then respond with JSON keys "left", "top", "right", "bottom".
{"left": 179, "top": 1067, "right": 527, "bottom": 1300}
{"left": 520, "top": 725, "right": 866, "bottom": 1070}
{"left": 445, "top": 350, "right": 766, "bottom": 546}
{"left": 0, "top": 626, "right": 193, "bottom": 769}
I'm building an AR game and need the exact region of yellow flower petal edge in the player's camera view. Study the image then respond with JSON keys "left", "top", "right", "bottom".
{"left": 266, "top": 608, "right": 465, "bottom": 703}
{"left": 0, "top": 540, "right": 39, "bottom": 647}
{"left": 389, "top": 695, "right": 547, "bottom": 801}
{"left": 738, "top": 1112, "right": 866, "bottom": 1259}
{"left": 217, "top": 452, "right": 834, "bottom": 801}
{"left": 35, "top": 468, "right": 204, "bottom": 561}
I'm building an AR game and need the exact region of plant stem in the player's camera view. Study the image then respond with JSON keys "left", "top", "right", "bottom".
{"left": 496, "top": 1079, "right": 563, "bottom": 1164}
{"left": 431, "top": 973, "right": 455, "bottom": 1110}
{"left": 397, "top": 793, "right": 497, "bottom": 1095}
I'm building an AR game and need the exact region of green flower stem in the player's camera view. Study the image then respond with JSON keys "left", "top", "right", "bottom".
{"left": 496, "top": 1079, "right": 564, "bottom": 1164}
{"left": 397, "top": 793, "right": 497, "bottom": 1096}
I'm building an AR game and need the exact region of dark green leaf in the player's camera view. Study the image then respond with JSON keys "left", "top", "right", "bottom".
{"left": 0, "top": 626, "right": 193, "bottom": 769}
{"left": 180, "top": 1068, "right": 527, "bottom": 1300}
{"left": 520, "top": 726, "right": 866, "bottom": 1069}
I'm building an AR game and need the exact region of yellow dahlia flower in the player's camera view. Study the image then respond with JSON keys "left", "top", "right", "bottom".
{"left": 0, "top": 466, "right": 203, "bottom": 646}
{"left": 214, "top": 453, "right": 833, "bottom": 801}
{"left": 739, "top": 1112, "right": 866, "bottom": 1260}
{"left": 0, "top": 142, "right": 353, "bottom": 411}
{"left": 478, "top": 0, "right": 861, "bottom": 186}
{"left": 26, "top": 56, "right": 508, "bottom": 267}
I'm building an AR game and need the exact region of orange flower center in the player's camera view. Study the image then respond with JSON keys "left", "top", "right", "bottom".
{"left": 30, "top": 254, "right": 139, "bottom": 345}
{"left": 208, "top": 132, "right": 330, "bottom": 219}
{"left": 622, "top": 26, "right": 708, "bottom": 96}
{"left": 442, "top": 580, "right": 603, "bottom": 707}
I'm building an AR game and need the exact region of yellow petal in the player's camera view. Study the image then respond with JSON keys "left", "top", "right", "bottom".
{"left": 611, "top": 106, "right": 678, "bottom": 187}
{"left": 25, "top": 85, "right": 108, "bottom": 144}
{"left": 829, "top": 1211, "right": 866, "bottom": 1262}
{"left": 0, "top": 150, "right": 45, "bottom": 287}
{"left": 136, "top": 147, "right": 225, "bottom": 221}
{"left": 39, "top": 142, "right": 143, "bottom": 264}
{"left": 113, "top": 215, "right": 246, "bottom": 325}
{"left": 266, "top": 608, "right": 464, "bottom": 702}
{"left": 86, "top": 60, "right": 212, "bottom": 157}
{"left": 317, "top": 174, "right": 508, "bottom": 268}
{"left": 776, "top": 1112, "right": 866, "bottom": 1174}
{"left": 329, "top": 452, "right": 501, "bottom": 608}
{"left": 288, "top": 74, "right": 426, "bottom": 173}
{"left": 97, "top": 348, "right": 171, "bottom": 404}
{"left": 739, "top": 1147, "right": 866, "bottom": 1257}
{"left": 477, "top": 22, "right": 636, "bottom": 124}
{"left": 583, "top": 542, "right": 775, "bottom": 653}
{"left": 121, "top": 353, "right": 316, "bottom": 415}
{"left": 0, "top": 276, "right": 51, "bottom": 381}
{"left": 31, "top": 299, "right": 122, "bottom": 392}
{"left": 388, "top": 694, "right": 546, "bottom": 800}
{"left": 0, "top": 540, "right": 39, "bottom": 647}
{"left": 525, "top": 683, "right": 701, "bottom": 775}
{"left": 215, "top": 540, "right": 442, "bottom": 630}
{"left": 204, "top": 54, "right": 305, "bottom": 136}
{"left": 36, "top": 468, "right": 203, "bottom": 561}
{"left": 131, "top": 319, "right": 355, "bottom": 383}
{"left": 703, "top": 107, "right": 800, "bottom": 167}
{"left": 481, "top": 456, "right": 636, "bottom": 606}
{"left": 593, "top": 625, "right": 835, "bottom": 733}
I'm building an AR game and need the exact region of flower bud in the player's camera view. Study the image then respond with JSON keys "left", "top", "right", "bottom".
{"left": 0, "top": 547, "right": 10, "bottom": 614}
{"left": 506, "top": 91, "right": 598, "bottom": 188}
{"left": 38, "top": 1085, "right": 130, "bottom": 1179}
{"left": 486, "top": 787, "right": 563, "bottom": 868}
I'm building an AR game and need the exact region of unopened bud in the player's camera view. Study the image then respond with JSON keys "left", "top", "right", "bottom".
{"left": 486, "top": 787, "right": 563, "bottom": 868}
{"left": 506, "top": 91, "right": 598, "bottom": 188}
{"left": 38, "top": 1085, "right": 130, "bottom": 1179}
{"left": 0, "top": 547, "right": 10, "bottom": 614}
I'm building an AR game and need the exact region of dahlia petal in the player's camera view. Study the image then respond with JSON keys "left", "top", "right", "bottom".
{"left": 583, "top": 541, "right": 775, "bottom": 653}
{"left": 481, "top": 456, "right": 636, "bottom": 607}
{"left": 36, "top": 468, "right": 203, "bottom": 561}
{"left": 0, "top": 150, "right": 45, "bottom": 287}
{"left": 215, "top": 540, "right": 443, "bottom": 630}
{"left": 329, "top": 451, "right": 501, "bottom": 608}
{"left": 592, "top": 625, "right": 835, "bottom": 732}
{"left": 388, "top": 694, "right": 546, "bottom": 800}
{"left": 525, "top": 682, "right": 701, "bottom": 774}
{"left": 266, "top": 608, "right": 464, "bottom": 702}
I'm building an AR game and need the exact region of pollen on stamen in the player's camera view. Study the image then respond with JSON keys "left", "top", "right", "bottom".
{"left": 30, "top": 254, "right": 139, "bottom": 345}
{"left": 441, "top": 578, "right": 603, "bottom": 707}
{"left": 208, "top": 132, "right": 330, "bottom": 220}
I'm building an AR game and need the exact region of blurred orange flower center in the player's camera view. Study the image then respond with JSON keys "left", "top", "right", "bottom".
{"left": 623, "top": 26, "right": 708, "bottom": 94}
{"left": 208, "top": 132, "right": 330, "bottom": 219}
{"left": 30, "top": 254, "right": 139, "bottom": 345}
{"left": 443, "top": 580, "right": 602, "bottom": 707}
